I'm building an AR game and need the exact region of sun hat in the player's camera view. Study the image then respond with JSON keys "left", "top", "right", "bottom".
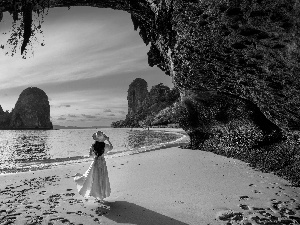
{"left": 93, "top": 131, "right": 107, "bottom": 142}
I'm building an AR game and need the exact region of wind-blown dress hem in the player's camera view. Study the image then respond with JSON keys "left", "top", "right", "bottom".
{"left": 74, "top": 144, "right": 111, "bottom": 200}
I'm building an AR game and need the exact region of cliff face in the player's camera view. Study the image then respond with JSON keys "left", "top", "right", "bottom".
{"left": 167, "top": 0, "right": 300, "bottom": 134}
{"left": 10, "top": 87, "right": 53, "bottom": 129}
{"left": 131, "top": 0, "right": 300, "bottom": 149}
{"left": 127, "top": 78, "right": 148, "bottom": 117}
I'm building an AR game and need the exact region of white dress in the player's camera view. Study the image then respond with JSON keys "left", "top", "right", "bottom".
{"left": 74, "top": 144, "right": 111, "bottom": 200}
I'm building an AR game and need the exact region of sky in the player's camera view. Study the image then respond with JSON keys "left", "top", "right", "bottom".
{"left": 0, "top": 7, "right": 173, "bottom": 127}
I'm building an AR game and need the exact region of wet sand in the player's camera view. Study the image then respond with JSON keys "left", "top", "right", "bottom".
{"left": 0, "top": 144, "right": 300, "bottom": 224}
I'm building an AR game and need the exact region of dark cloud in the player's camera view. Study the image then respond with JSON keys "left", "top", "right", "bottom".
{"left": 118, "top": 110, "right": 126, "bottom": 114}
{"left": 68, "top": 114, "right": 77, "bottom": 117}
{"left": 82, "top": 114, "right": 97, "bottom": 119}
{"left": 57, "top": 117, "right": 66, "bottom": 120}
{"left": 107, "top": 113, "right": 115, "bottom": 117}
{"left": 104, "top": 109, "right": 111, "bottom": 112}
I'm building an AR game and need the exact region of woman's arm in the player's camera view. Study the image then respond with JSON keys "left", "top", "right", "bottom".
{"left": 104, "top": 137, "right": 113, "bottom": 153}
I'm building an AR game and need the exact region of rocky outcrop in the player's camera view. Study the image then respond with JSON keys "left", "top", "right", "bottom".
{"left": 10, "top": 87, "right": 53, "bottom": 129}
{"left": 112, "top": 79, "right": 180, "bottom": 127}
{"left": 127, "top": 78, "right": 148, "bottom": 116}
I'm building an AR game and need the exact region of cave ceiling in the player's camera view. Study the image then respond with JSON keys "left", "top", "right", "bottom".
{"left": 0, "top": 0, "right": 155, "bottom": 56}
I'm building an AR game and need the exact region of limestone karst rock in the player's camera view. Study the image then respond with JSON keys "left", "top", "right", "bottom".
{"left": 10, "top": 87, "right": 53, "bottom": 129}
{"left": 112, "top": 79, "right": 179, "bottom": 127}
{"left": 127, "top": 78, "right": 148, "bottom": 117}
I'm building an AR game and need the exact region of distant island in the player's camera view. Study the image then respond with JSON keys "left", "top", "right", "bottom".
{"left": 53, "top": 125, "right": 111, "bottom": 130}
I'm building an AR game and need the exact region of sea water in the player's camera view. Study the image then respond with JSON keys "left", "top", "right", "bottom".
{"left": 0, "top": 128, "right": 187, "bottom": 174}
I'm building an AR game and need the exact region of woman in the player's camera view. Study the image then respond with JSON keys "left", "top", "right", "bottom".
{"left": 74, "top": 131, "right": 113, "bottom": 201}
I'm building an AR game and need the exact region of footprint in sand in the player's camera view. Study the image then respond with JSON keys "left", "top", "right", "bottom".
{"left": 239, "top": 204, "right": 251, "bottom": 210}
{"left": 64, "top": 192, "right": 75, "bottom": 197}
{"left": 39, "top": 190, "right": 47, "bottom": 195}
{"left": 49, "top": 217, "right": 70, "bottom": 224}
{"left": 94, "top": 206, "right": 109, "bottom": 216}
{"left": 289, "top": 216, "right": 300, "bottom": 224}
{"left": 216, "top": 210, "right": 244, "bottom": 223}
{"left": 239, "top": 195, "right": 250, "bottom": 200}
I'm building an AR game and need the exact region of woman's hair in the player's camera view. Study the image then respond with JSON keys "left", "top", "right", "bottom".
{"left": 93, "top": 141, "right": 106, "bottom": 157}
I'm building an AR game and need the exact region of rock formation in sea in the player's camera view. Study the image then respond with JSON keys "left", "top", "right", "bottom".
{"left": 127, "top": 78, "right": 148, "bottom": 117}
{"left": 10, "top": 87, "right": 53, "bottom": 129}
{"left": 112, "top": 79, "right": 180, "bottom": 128}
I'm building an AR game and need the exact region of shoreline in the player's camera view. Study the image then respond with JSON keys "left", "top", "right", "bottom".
{"left": 0, "top": 128, "right": 188, "bottom": 175}
{"left": 1, "top": 129, "right": 299, "bottom": 224}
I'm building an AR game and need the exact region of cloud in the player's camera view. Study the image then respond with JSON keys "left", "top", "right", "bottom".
{"left": 0, "top": 7, "right": 172, "bottom": 127}
{"left": 0, "top": 8, "right": 151, "bottom": 90}
{"left": 81, "top": 114, "right": 97, "bottom": 119}
{"left": 52, "top": 104, "right": 71, "bottom": 108}
{"left": 60, "top": 104, "right": 71, "bottom": 108}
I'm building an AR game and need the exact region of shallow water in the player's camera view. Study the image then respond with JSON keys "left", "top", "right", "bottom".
{"left": 0, "top": 128, "right": 186, "bottom": 173}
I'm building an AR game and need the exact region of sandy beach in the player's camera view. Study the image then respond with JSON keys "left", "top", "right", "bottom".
{"left": 0, "top": 130, "right": 300, "bottom": 225}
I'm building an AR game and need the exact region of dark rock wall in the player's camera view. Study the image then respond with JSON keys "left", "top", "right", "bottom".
{"left": 168, "top": 0, "right": 300, "bottom": 132}
{"left": 133, "top": 0, "right": 300, "bottom": 149}
{"left": 10, "top": 87, "right": 53, "bottom": 129}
